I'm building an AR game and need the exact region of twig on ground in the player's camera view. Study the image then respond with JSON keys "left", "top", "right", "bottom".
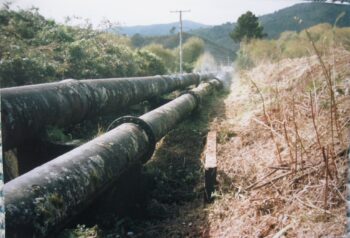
{"left": 248, "top": 171, "right": 293, "bottom": 191}
{"left": 295, "top": 196, "right": 332, "bottom": 215}
{"left": 271, "top": 223, "right": 294, "bottom": 238}
{"left": 288, "top": 166, "right": 323, "bottom": 186}
{"left": 252, "top": 118, "right": 284, "bottom": 140}
{"left": 245, "top": 169, "right": 278, "bottom": 190}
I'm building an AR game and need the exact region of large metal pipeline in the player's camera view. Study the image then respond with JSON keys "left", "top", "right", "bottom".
{"left": 1, "top": 73, "right": 215, "bottom": 150}
{"left": 4, "top": 78, "right": 222, "bottom": 238}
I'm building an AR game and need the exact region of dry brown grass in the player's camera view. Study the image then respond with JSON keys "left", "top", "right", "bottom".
{"left": 206, "top": 47, "right": 350, "bottom": 237}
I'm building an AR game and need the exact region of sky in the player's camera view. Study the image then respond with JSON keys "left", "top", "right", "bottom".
{"left": 7, "top": 0, "right": 305, "bottom": 27}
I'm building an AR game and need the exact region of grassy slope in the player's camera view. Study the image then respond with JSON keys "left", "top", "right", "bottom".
{"left": 205, "top": 49, "right": 350, "bottom": 237}
{"left": 130, "top": 49, "right": 349, "bottom": 238}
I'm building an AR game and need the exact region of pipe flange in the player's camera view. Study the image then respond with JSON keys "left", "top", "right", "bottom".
{"left": 179, "top": 90, "right": 201, "bottom": 107}
{"left": 187, "top": 91, "right": 201, "bottom": 106}
{"left": 210, "top": 78, "right": 223, "bottom": 89}
{"left": 107, "top": 116, "right": 156, "bottom": 162}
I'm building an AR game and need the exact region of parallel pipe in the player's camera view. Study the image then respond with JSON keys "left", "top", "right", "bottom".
{"left": 1, "top": 73, "right": 215, "bottom": 150}
{"left": 4, "top": 78, "right": 222, "bottom": 238}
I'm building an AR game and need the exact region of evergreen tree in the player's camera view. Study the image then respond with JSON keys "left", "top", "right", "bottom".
{"left": 230, "top": 11, "right": 266, "bottom": 43}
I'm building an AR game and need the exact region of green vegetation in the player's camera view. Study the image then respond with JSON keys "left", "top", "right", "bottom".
{"left": 130, "top": 32, "right": 233, "bottom": 65}
{"left": 230, "top": 11, "right": 266, "bottom": 43}
{"left": 235, "top": 23, "right": 350, "bottom": 69}
{"left": 260, "top": 2, "right": 350, "bottom": 38}
{"left": 0, "top": 7, "right": 210, "bottom": 87}
{"left": 140, "top": 36, "right": 206, "bottom": 72}
{"left": 142, "top": 43, "right": 177, "bottom": 72}
{"left": 182, "top": 37, "right": 205, "bottom": 71}
{"left": 58, "top": 225, "right": 101, "bottom": 238}
{"left": 191, "top": 2, "right": 350, "bottom": 53}
{"left": 0, "top": 7, "right": 166, "bottom": 87}
{"left": 46, "top": 126, "right": 72, "bottom": 143}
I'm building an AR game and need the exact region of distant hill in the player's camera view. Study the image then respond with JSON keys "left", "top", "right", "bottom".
{"left": 110, "top": 2, "right": 350, "bottom": 63}
{"left": 114, "top": 20, "right": 210, "bottom": 36}
{"left": 260, "top": 2, "right": 350, "bottom": 38}
{"left": 190, "top": 2, "right": 350, "bottom": 52}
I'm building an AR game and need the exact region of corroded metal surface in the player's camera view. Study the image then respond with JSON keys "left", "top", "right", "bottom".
{"left": 1, "top": 73, "right": 215, "bottom": 150}
{"left": 4, "top": 78, "right": 221, "bottom": 238}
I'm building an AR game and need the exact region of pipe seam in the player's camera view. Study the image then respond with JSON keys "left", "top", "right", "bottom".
{"left": 106, "top": 116, "right": 156, "bottom": 162}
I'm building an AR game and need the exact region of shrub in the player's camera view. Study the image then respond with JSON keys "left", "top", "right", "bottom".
{"left": 235, "top": 23, "right": 350, "bottom": 69}
{"left": 134, "top": 50, "right": 166, "bottom": 76}
{"left": 143, "top": 44, "right": 177, "bottom": 73}
{"left": 0, "top": 8, "right": 169, "bottom": 87}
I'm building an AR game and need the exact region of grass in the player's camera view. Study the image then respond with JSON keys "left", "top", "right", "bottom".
{"left": 203, "top": 37, "right": 350, "bottom": 237}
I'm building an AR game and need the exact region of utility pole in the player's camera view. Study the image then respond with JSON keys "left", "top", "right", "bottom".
{"left": 171, "top": 10, "right": 190, "bottom": 74}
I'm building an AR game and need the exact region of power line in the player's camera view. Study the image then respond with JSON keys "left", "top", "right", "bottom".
{"left": 170, "top": 9, "right": 190, "bottom": 74}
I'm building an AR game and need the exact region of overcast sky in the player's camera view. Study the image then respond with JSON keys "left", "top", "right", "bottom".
{"left": 7, "top": 0, "right": 304, "bottom": 27}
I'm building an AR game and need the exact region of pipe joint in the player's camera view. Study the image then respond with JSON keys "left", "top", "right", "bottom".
{"left": 179, "top": 90, "right": 201, "bottom": 109}
{"left": 211, "top": 78, "right": 223, "bottom": 89}
{"left": 107, "top": 116, "right": 156, "bottom": 162}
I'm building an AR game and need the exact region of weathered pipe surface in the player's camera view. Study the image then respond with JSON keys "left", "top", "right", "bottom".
{"left": 1, "top": 73, "right": 215, "bottom": 150}
{"left": 4, "top": 78, "right": 222, "bottom": 238}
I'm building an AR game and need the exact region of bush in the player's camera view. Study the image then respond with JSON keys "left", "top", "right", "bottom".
{"left": 235, "top": 48, "right": 255, "bottom": 69}
{"left": 182, "top": 37, "right": 205, "bottom": 65}
{"left": 0, "top": 8, "right": 168, "bottom": 87}
{"left": 235, "top": 23, "right": 350, "bottom": 69}
{"left": 134, "top": 50, "right": 166, "bottom": 76}
{"left": 143, "top": 44, "right": 177, "bottom": 73}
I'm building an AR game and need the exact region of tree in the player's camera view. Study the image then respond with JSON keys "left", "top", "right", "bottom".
{"left": 169, "top": 26, "right": 176, "bottom": 34}
{"left": 181, "top": 37, "right": 205, "bottom": 72}
{"left": 182, "top": 37, "right": 205, "bottom": 64}
{"left": 131, "top": 33, "right": 145, "bottom": 47}
{"left": 143, "top": 44, "right": 177, "bottom": 73}
{"left": 230, "top": 11, "right": 266, "bottom": 43}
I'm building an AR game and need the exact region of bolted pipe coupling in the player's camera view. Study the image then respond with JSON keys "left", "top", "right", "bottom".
{"left": 211, "top": 77, "right": 224, "bottom": 89}
{"left": 107, "top": 116, "right": 156, "bottom": 162}
{"left": 178, "top": 90, "right": 201, "bottom": 109}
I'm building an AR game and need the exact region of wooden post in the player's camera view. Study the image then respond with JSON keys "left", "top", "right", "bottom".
{"left": 204, "top": 131, "right": 217, "bottom": 202}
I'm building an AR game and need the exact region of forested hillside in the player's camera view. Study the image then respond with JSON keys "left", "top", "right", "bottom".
{"left": 261, "top": 2, "right": 350, "bottom": 38}
{"left": 190, "top": 2, "right": 350, "bottom": 52}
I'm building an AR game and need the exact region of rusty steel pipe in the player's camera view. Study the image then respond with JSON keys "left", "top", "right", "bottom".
{"left": 1, "top": 73, "right": 216, "bottom": 150}
{"left": 4, "top": 78, "right": 222, "bottom": 238}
